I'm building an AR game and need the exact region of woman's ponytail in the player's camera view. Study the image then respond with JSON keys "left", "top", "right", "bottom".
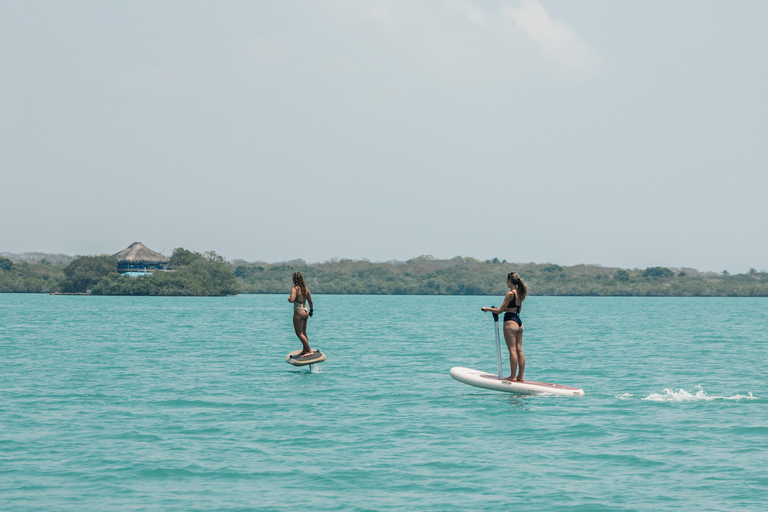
{"left": 293, "top": 272, "right": 308, "bottom": 298}
{"left": 507, "top": 271, "right": 528, "bottom": 300}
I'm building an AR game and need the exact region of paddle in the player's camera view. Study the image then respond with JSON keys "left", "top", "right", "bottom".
{"left": 491, "top": 306, "right": 503, "bottom": 379}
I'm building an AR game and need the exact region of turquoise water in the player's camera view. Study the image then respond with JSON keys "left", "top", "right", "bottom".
{"left": 1, "top": 294, "right": 766, "bottom": 511}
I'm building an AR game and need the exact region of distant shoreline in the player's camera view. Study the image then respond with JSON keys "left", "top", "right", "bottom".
{"left": 4, "top": 292, "right": 767, "bottom": 299}
{"left": 2, "top": 251, "right": 762, "bottom": 276}
{"left": 3, "top": 253, "right": 767, "bottom": 297}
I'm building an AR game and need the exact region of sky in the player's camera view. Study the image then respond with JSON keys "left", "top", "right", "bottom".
{"left": 2, "top": 1, "right": 767, "bottom": 273}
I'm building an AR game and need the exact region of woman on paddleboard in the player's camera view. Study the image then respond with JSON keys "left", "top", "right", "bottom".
{"left": 288, "top": 272, "right": 314, "bottom": 357}
{"left": 481, "top": 272, "right": 528, "bottom": 382}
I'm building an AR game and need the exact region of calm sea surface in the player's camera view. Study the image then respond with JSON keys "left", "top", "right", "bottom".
{"left": 1, "top": 294, "right": 766, "bottom": 511}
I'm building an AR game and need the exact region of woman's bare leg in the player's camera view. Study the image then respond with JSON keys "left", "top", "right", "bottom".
{"left": 515, "top": 325, "right": 524, "bottom": 381}
{"left": 293, "top": 312, "right": 312, "bottom": 355}
{"left": 503, "top": 321, "right": 520, "bottom": 381}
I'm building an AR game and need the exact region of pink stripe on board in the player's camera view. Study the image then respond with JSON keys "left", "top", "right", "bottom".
{"left": 478, "top": 373, "right": 580, "bottom": 390}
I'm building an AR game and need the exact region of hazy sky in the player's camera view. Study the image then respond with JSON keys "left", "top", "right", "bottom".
{"left": 2, "top": 1, "right": 767, "bottom": 272}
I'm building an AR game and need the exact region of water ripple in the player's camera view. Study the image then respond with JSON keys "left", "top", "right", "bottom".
{"left": 1, "top": 294, "right": 767, "bottom": 511}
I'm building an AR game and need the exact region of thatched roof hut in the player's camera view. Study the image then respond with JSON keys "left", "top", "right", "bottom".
{"left": 114, "top": 242, "right": 169, "bottom": 265}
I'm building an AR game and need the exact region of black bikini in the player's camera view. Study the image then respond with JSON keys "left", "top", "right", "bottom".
{"left": 503, "top": 291, "right": 522, "bottom": 327}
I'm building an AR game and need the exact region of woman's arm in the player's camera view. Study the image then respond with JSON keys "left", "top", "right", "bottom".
{"left": 481, "top": 291, "right": 514, "bottom": 314}
{"left": 288, "top": 286, "right": 297, "bottom": 303}
{"left": 307, "top": 290, "right": 313, "bottom": 316}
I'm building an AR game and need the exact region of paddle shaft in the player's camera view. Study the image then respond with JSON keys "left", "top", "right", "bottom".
{"left": 492, "top": 308, "right": 503, "bottom": 379}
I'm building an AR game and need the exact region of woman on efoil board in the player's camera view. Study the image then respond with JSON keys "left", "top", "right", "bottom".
{"left": 481, "top": 272, "right": 528, "bottom": 382}
{"left": 288, "top": 271, "right": 315, "bottom": 357}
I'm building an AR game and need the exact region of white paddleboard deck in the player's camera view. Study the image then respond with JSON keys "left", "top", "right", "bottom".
{"left": 450, "top": 367, "right": 584, "bottom": 396}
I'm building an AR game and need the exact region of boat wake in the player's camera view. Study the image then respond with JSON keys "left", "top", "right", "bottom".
{"left": 617, "top": 385, "right": 756, "bottom": 402}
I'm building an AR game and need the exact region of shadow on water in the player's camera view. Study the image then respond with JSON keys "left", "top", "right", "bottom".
{"left": 503, "top": 396, "right": 529, "bottom": 409}
{"left": 458, "top": 391, "right": 532, "bottom": 410}
{"left": 287, "top": 368, "right": 324, "bottom": 376}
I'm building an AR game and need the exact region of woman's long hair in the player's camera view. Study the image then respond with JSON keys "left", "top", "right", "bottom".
{"left": 507, "top": 271, "right": 528, "bottom": 301}
{"left": 293, "top": 272, "right": 308, "bottom": 298}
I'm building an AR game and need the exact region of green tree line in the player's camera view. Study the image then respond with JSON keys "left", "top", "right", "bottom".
{"left": 233, "top": 257, "right": 768, "bottom": 297}
{"left": 0, "top": 256, "right": 64, "bottom": 293}
{"left": 8, "top": 249, "right": 239, "bottom": 296}
{"left": 2, "top": 253, "right": 767, "bottom": 296}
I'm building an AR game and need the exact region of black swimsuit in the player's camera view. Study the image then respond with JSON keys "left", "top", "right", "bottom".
{"left": 503, "top": 291, "right": 522, "bottom": 327}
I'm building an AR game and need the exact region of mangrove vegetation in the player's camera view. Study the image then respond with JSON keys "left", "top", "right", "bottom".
{"left": 2, "top": 252, "right": 767, "bottom": 296}
{"left": 0, "top": 249, "right": 237, "bottom": 296}
{"left": 231, "top": 256, "right": 768, "bottom": 297}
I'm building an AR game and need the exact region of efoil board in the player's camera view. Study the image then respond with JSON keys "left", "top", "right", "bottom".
{"left": 450, "top": 367, "right": 584, "bottom": 396}
{"left": 286, "top": 349, "right": 326, "bottom": 367}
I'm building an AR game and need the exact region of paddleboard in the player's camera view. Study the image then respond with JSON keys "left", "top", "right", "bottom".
{"left": 450, "top": 367, "right": 584, "bottom": 396}
{"left": 286, "top": 349, "right": 326, "bottom": 367}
